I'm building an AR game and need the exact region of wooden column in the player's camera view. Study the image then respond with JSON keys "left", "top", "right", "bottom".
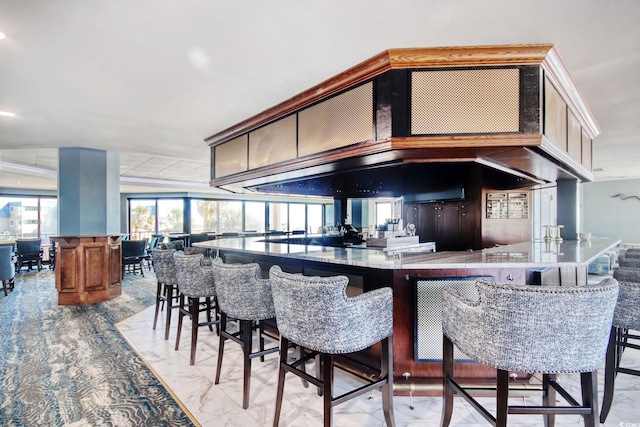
{"left": 51, "top": 235, "right": 122, "bottom": 305}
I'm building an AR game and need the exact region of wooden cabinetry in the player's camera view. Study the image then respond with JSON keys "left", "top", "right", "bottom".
{"left": 406, "top": 201, "right": 478, "bottom": 251}
{"left": 51, "top": 235, "right": 122, "bottom": 305}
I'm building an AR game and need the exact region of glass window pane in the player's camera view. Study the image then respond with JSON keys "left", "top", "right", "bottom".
{"left": 289, "top": 204, "right": 305, "bottom": 233}
{"left": 191, "top": 200, "right": 218, "bottom": 233}
{"left": 307, "top": 204, "right": 323, "bottom": 234}
{"left": 130, "top": 199, "right": 157, "bottom": 240}
{"left": 158, "top": 199, "right": 184, "bottom": 235}
{"left": 376, "top": 202, "right": 392, "bottom": 226}
{"left": 40, "top": 198, "right": 58, "bottom": 245}
{"left": 325, "top": 204, "right": 334, "bottom": 227}
{"left": 244, "top": 202, "right": 265, "bottom": 232}
{"left": 268, "top": 203, "right": 288, "bottom": 232}
{"left": 218, "top": 201, "right": 242, "bottom": 233}
{"left": 0, "top": 197, "right": 35, "bottom": 240}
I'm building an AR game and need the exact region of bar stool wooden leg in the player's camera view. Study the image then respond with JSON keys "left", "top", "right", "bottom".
{"left": 322, "top": 353, "right": 334, "bottom": 427}
{"left": 214, "top": 312, "right": 227, "bottom": 385}
{"left": 175, "top": 294, "right": 185, "bottom": 350}
{"left": 273, "top": 336, "right": 289, "bottom": 427}
{"left": 441, "top": 335, "right": 454, "bottom": 427}
{"left": 600, "top": 326, "right": 617, "bottom": 423}
{"left": 496, "top": 369, "right": 509, "bottom": 427}
{"left": 153, "top": 281, "right": 163, "bottom": 330}
{"left": 189, "top": 297, "right": 199, "bottom": 366}
{"left": 242, "top": 319, "right": 253, "bottom": 409}
{"left": 542, "top": 374, "right": 556, "bottom": 427}
{"left": 381, "top": 336, "right": 395, "bottom": 427}
{"left": 581, "top": 371, "right": 598, "bottom": 427}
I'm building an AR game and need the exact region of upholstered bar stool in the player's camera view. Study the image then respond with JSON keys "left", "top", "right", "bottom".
{"left": 269, "top": 265, "right": 395, "bottom": 427}
{"left": 441, "top": 278, "right": 618, "bottom": 427}
{"left": 173, "top": 252, "right": 219, "bottom": 366}
{"left": 211, "top": 258, "right": 279, "bottom": 409}
{"left": 600, "top": 267, "right": 640, "bottom": 423}
{"left": 619, "top": 257, "right": 640, "bottom": 268}
{"left": 1, "top": 245, "right": 15, "bottom": 296}
{"left": 151, "top": 248, "right": 181, "bottom": 340}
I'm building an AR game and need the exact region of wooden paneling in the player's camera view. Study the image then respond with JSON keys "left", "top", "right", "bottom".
{"left": 567, "top": 111, "right": 582, "bottom": 162}
{"left": 52, "top": 235, "right": 122, "bottom": 305}
{"left": 582, "top": 129, "right": 592, "bottom": 170}
{"left": 544, "top": 77, "right": 567, "bottom": 151}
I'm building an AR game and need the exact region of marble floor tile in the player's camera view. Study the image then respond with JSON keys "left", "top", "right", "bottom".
{"left": 118, "top": 305, "right": 640, "bottom": 427}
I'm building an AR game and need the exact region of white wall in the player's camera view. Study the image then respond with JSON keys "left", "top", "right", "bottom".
{"left": 583, "top": 178, "right": 640, "bottom": 244}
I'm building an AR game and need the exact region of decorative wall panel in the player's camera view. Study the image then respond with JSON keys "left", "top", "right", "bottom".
{"left": 567, "top": 111, "right": 582, "bottom": 162}
{"left": 415, "top": 277, "right": 490, "bottom": 361}
{"left": 249, "top": 115, "right": 297, "bottom": 169}
{"left": 544, "top": 77, "right": 568, "bottom": 151}
{"left": 582, "top": 129, "right": 592, "bottom": 170}
{"left": 214, "top": 134, "right": 248, "bottom": 178}
{"left": 411, "top": 68, "right": 520, "bottom": 134}
{"left": 298, "top": 82, "right": 374, "bottom": 157}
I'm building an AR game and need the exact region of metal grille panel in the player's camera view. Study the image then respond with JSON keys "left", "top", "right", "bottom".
{"left": 249, "top": 115, "right": 297, "bottom": 169}
{"left": 214, "top": 134, "right": 248, "bottom": 178}
{"left": 298, "top": 82, "right": 373, "bottom": 157}
{"left": 415, "top": 277, "right": 490, "bottom": 361}
{"left": 411, "top": 69, "right": 520, "bottom": 134}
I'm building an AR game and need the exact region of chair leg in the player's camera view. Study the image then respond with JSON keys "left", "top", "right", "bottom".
{"left": 381, "top": 336, "right": 395, "bottom": 427}
{"left": 321, "top": 353, "right": 334, "bottom": 427}
{"left": 581, "top": 371, "right": 598, "bottom": 427}
{"left": 542, "top": 374, "right": 556, "bottom": 427}
{"left": 153, "top": 281, "right": 163, "bottom": 330}
{"left": 600, "top": 326, "right": 617, "bottom": 423}
{"left": 2, "top": 279, "right": 7, "bottom": 297}
{"left": 215, "top": 312, "right": 227, "bottom": 385}
{"left": 189, "top": 297, "right": 199, "bottom": 366}
{"left": 164, "top": 285, "right": 176, "bottom": 340}
{"left": 441, "top": 334, "right": 454, "bottom": 427}
{"left": 139, "top": 259, "right": 144, "bottom": 277}
{"left": 496, "top": 369, "right": 509, "bottom": 427}
{"left": 273, "top": 336, "right": 289, "bottom": 427}
{"left": 175, "top": 294, "right": 185, "bottom": 351}
{"left": 241, "top": 319, "right": 253, "bottom": 409}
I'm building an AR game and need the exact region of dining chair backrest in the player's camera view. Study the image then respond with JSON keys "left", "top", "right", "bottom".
{"left": 122, "top": 239, "right": 147, "bottom": 258}
{"left": 0, "top": 245, "right": 15, "bottom": 281}
{"left": 16, "top": 238, "right": 42, "bottom": 255}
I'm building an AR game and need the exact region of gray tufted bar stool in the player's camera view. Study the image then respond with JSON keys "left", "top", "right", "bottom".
{"left": 269, "top": 265, "right": 395, "bottom": 427}
{"left": 211, "top": 258, "right": 280, "bottom": 409}
{"left": 441, "top": 278, "right": 618, "bottom": 427}
{"left": 600, "top": 267, "right": 640, "bottom": 423}
{"left": 151, "top": 248, "right": 181, "bottom": 340}
{"left": 173, "top": 252, "right": 219, "bottom": 366}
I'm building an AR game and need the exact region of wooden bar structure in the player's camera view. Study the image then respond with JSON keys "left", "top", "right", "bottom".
{"left": 51, "top": 235, "right": 122, "bottom": 305}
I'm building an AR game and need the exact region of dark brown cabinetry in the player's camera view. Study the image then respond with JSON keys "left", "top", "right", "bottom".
{"left": 406, "top": 201, "right": 478, "bottom": 251}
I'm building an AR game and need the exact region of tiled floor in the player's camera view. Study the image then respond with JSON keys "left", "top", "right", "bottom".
{"left": 118, "top": 305, "right": 640, "bottom": 427}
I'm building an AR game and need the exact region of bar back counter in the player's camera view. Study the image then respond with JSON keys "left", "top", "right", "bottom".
{"left": 194, "top": 236, "right": 619, "bottom": 392}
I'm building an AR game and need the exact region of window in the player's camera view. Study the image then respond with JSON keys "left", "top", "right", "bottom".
{"left": 218, "top": 201, "right": 242, "bottom": 233}
{"left": 158, "top": 199, "right": 184, "bottom": 234}
{"left": 268, "top": 203, "right": 288, "bottom": 232}
{"left": 191, "top": 200, "right": 218, "bottom": 233}
{"left": 0, "top": 196, "right": 57, "bottom": 241}
{"left": 244, "top": 202, "right": 265, "bottom": 232}
{"left": 289, "top": 204, "right": 306, "bottom": 233}
{"left": 376, "top": 202, "right": 392, "bottom": 227}
{"left": 130, "top": 199, "right": 156, "bottom": 240}
{"left": 307, "top": 204, "right": 323, "bottom": 234}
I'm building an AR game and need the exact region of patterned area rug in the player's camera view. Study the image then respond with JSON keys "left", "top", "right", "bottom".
{"left": 0, "top": 270, "right": 195, "bottom": 427}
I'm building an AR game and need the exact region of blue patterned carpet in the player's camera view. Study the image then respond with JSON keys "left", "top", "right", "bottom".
{"left": 0, "top": 270, "right": 195, "bottom": 427}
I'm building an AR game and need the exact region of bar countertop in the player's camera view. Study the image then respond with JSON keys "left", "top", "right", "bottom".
{"left": 193, "top": 236, "right": 621, "bottom": 270}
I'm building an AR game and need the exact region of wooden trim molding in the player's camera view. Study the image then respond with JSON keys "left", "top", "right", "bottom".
{"left": 205, "top": 44, "right": 556, "bottom": 147}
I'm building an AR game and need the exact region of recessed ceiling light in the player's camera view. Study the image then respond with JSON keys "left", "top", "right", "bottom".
{"left": 0, "top": 32, "right": 5, "bottom": 40}
{"left": 0, "top": 111, "right": 16, "bottom": 117}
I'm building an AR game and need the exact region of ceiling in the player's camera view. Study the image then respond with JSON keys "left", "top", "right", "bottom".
{"left": 1, "top": 0, "right": 639, "bottom": 195}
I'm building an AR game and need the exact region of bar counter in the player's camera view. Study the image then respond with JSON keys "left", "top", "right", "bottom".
{"left": 194, "top": 236, "right": 620, "bottom": 391}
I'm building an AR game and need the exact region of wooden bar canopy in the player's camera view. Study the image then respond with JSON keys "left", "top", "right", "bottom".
{"left": 205, "top": 44, "right": 599, "bottom": 197}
